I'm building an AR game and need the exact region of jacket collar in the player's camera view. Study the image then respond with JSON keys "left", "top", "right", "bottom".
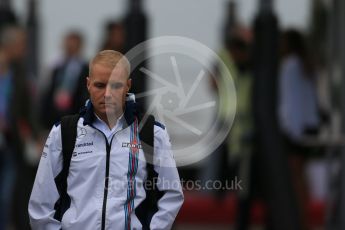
{"left": 81, "top": 93, "right": 137, "bottom": 127}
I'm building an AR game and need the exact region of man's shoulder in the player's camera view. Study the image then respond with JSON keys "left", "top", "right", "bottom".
{"left": 153, "top": 121, "right": 170, "bottom": 145}
{"left": 154, "top": 121, "right": 165, "bottom": 130}
{"left": 48, "top": 115, "right": 84, "bottom": 146}
{"left": 54, "top": 121, "right": 61, "bottom": 128}
{"left": 50, "top": 121, "right": 62, "bottom": 138}
{"left": 51, "top": 115, "right": 83, "bottom": 133}
{"left": 44, "top": 121, "right": 63, "bottom": 149}
{"left": 53, "top": 114, "right": 82, "bottom": 127}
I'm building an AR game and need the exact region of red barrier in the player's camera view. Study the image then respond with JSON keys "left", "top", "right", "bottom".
{"left": 176, "top": 192, "right": 325, "bottom": 227}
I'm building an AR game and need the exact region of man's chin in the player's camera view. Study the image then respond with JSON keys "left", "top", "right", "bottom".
{"left": 99, "top": 104, "right": 115, "bottom": 111}
{"left": 96, "top": 106, "right": 113, "bottom": 114}
{"left": 96, "top": 104, "right": 122, "bottom": 117}
{"left": 105, "top": 108, "right": 122, "bottom": 117}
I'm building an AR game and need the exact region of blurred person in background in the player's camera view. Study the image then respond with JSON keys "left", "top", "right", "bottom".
{"left": 0, "top": 25, "right": 39, "bottom": 230}
{"left": 40, "top": 31, "right": 89, "bottom": 131}
{"left": 224, "top": 30, "right": 261, "bottom": 230}
{"left": 220, "top": 28, "right": 261, "bottom": 230}
{"left": 278, "top": 29, "right": 320, "bottom": 230}
{"left": 100, "top": 20, "right": 125, "bottom": 52}
{"left": 0, "top": 31, "right": 15, "bottom": 230}
{"left": 199, "top": 27, "right": 255, "bottom": 207}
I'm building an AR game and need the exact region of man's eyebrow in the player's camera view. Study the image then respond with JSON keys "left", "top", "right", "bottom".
{"left": 93, "top": 81, "right": 106, "bottom": 84}
{"left": 108, "top": 80, "right": 124, "bottom": 84}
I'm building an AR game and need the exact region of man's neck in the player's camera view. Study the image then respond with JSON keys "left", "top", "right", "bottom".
{"left": 95, "top": 112, "right": 123, "bottom": 130}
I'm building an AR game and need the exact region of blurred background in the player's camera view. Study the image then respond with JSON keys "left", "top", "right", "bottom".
{"left": 1, "top": 0, "right": 345, "bottom": 229}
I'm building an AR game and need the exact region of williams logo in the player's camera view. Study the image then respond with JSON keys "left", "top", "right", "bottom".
{"left": 122, "top": 142, "right": 142, "bottom": 150}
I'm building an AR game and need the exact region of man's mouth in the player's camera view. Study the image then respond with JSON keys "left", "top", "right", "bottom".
{"left": 102, "top": 103, "right": 115, "bottom": 107}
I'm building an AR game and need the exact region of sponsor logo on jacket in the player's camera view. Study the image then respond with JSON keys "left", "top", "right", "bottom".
{"left": 75, "top": 142, "right": 93, "bottom": 148}
{"left": 77, "top": 127, "right": 87, "bottom": 140}
{"left": 72, "top": 150, "right": 93, "bottom": 158}
{"left": 122, "top": 142, "right": 142, "bottom": 150}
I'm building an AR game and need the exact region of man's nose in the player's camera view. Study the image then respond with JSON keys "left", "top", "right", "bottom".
{"left": 104, "top": 85, "right": 112, "bottom": 99}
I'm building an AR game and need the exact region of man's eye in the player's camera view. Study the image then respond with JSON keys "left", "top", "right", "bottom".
{"left": 94, "top": 83, "right": 105, "bottom": 88}
{"left": 111, "top": 83, "right": 124, "bottom": 89}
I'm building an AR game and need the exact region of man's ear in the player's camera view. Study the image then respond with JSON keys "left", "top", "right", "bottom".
{"left": 127, "top": 78, "right": 132, "bottom": 92}
{"left": 86, "top": 76, "right": 91, "bottom": 91}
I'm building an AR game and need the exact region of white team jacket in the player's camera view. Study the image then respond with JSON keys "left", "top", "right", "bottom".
{"left": 29, "top": 95, "right": 184, "bottom": 230}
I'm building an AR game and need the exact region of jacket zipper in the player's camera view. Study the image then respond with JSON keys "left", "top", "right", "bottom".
{"left": 89, "top": 125, "right": 127, "bottom": 230}
{"left": 101, "top": 140, "right": 111, "bottom": 230}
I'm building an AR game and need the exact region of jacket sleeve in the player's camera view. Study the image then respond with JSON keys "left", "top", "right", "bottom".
{"left": 28, "top": 125, "right": 63, "bottom": 230}
{"left": 150, "top": 125, "right": 184, "bottom": 230}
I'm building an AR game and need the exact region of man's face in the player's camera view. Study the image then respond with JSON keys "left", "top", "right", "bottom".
{"left": 87, "top": 63, "right": 131, "bottom": 121}
{"left": 7, "top": 31, "right": 27, "bottom": 61}
{"left": 64, "top": 35, "right": 81, "bottom": 57}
